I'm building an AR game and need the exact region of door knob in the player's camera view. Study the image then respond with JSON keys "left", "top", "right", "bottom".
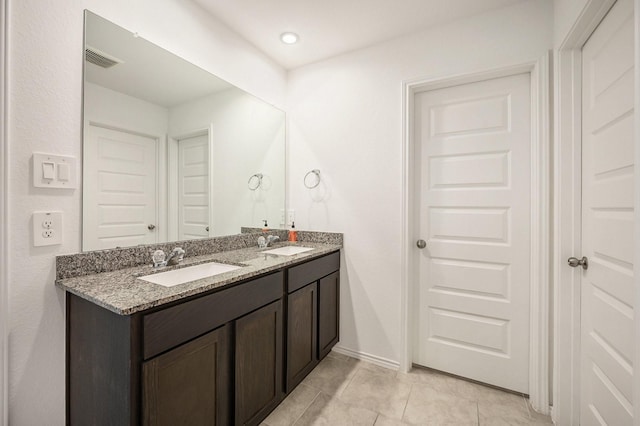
{"left": 148, "top": 224, "right": 156, "bottom": 230}
{"left": 416, "top": 239, "right": 427, "bottom": 249}
{"left": 567, "top": 256, "right": 588, "bottom": 270}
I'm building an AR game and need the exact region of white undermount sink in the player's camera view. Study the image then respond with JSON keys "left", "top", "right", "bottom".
{"left": 138, "top": 262, "right": 242, "bottom": 287}
{"left": 261, "top": 246, "right": 314, "bottom": 256}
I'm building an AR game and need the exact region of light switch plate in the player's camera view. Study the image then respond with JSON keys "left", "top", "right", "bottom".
{"left": 57, "top": 163, "right": 70, "bottom": 181}
{"left": 33, "top": 211, "right": 63, "bottom": 246}
{"left": 33, "top": 153, "right": 77, "bottom": 189}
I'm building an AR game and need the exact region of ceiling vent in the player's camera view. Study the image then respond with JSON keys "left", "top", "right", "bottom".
{"left": 85, "top": 46, "right": 123, "bottom": 69}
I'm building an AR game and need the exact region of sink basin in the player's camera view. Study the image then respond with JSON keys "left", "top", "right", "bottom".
{"left": 138, "top": 262, "right": 242, "bottom": 287}
{"left": 261, "top": 246, "right": 314, "bottom": 256}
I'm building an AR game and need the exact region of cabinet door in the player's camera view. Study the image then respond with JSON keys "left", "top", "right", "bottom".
{"left": 286, "top": 283, "right": 318, "bottom": 392}
{"left": 318, "top": 271, "right": 340, "bottom": 359}
{"left": 235, "top": 299, "right": 283, "bottom": 426}
{"left": 142, "top": 324, "right": 231, "bottom": 426}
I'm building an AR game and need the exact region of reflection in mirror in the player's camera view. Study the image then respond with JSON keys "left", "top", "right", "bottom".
{"left": 82, "top": 11, "right": 285, "bottom": 251}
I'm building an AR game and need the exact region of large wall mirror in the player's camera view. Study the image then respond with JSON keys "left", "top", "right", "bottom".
{"left": 82, "top": 11, "right": 286, "bottom": 251}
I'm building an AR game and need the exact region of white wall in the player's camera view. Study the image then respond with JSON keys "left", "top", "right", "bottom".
{"left": 6, "top": 0, "right": 285, "bottom": 424}
{"left": 286, "top": 0, "right": 554, "bottom": 366}
{"left": 0, "top": 0, "right": 7, "bottom": 422}
{"left": 84, "top": 82, "right": 170, "bottom": 138}
{"left": 554, "top": 0, "right": 591, "bottom": 46}
{"left": 169, "top": 89, "right": 286, "bottom": 236}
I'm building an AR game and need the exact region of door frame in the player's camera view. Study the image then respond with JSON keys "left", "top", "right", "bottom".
{"left": 167, "top": 125, "right": 214, "bottom": 241}
{"left": 401, "top": 56, "right": 552, "bottom": 413}
{"left": 635, "top": 2, "right": 640, "bottom": 424}
{"left": 553, "top": 1, "right": 640, "bottom": 424}
{"left": 0, "top": 0, "right": 7, "bottom": 422}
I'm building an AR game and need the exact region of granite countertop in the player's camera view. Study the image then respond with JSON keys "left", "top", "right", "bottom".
{"left": 56, "top": 241, "right": 341, "bottom": 316}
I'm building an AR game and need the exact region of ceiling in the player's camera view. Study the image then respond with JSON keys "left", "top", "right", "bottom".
{"left": 193, "top": 0, "right": 528, "bottom": 69}
{"left": 85, "top": 12, "right": 232, "bottom": 108}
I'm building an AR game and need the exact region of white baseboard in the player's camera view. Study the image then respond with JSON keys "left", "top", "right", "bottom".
{"left": 331, "top": 345, "right": 400, "bottom": 371}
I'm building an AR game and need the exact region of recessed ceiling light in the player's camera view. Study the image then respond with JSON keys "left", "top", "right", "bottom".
{"left": 280, "top": 32, "right": 299, "bottom": 45}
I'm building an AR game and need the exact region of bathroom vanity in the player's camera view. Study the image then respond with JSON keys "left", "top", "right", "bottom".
{"left": 57, "top": 234, "right": 341, "bottom": 425}
{"left": 69, "top": 10, "right": 342, "bottom": 424}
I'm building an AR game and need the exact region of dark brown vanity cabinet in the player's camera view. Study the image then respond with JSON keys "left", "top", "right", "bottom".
{"left": 66, "top": 250, "right": 340, "bottom": 425}
{"left": 318, "top": 271, "right": 340, "bottom": 359}
{"left": 142, "top": 325, "right": 231, "bottom": 425}
{"left": 286, "top": 282, "right": 318, "bottom": 391}
{"left": 286, "top": 251, "right": 340, "bottom": 392}
{"left": 235, "top": 300, "right": 283, "bottom": 426}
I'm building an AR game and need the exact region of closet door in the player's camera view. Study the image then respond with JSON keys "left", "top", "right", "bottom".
{"left": 580, "top": 0, "right": 635, "bottom": 423}
{"left": 414, "top": 73, "right": 531, "bottom": 393}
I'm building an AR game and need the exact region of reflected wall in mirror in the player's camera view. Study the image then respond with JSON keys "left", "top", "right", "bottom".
{"left": 82, "top": 11, "right": 286, "bottom": 251}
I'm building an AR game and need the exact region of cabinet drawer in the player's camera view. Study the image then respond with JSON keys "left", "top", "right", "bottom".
{"left": 143, "top": 271, "right": 283, "bottom": 359}
{"left": 287, "top": 251, "right": 340, "bottom": 293}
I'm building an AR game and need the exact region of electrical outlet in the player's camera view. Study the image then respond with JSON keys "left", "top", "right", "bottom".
{"left": 287, "top": 209, "right": 295, "bottom": 226}
{"left": 280, "top": 209, "right": 286, "bottom": 226}
{"left": 33, "top": 211, "right": 63, "bottom": 246}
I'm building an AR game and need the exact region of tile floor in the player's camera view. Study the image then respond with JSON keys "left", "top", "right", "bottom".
{"left": 262, "top": 352, "right": 554, "bottom": 426}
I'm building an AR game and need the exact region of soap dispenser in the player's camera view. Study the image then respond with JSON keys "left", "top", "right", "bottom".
{"left": 261, "top": 219, "right": 269, "bottom": 232}
{"left": 288, "top": 222, "right": 298, "bottom": 242}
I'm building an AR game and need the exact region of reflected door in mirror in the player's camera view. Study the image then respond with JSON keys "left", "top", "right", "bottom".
{"left": 177, "top": 133, "right": 210, "bottom": 239}
{"left": 83, "top": 124, "right": 158, "bottom": 250}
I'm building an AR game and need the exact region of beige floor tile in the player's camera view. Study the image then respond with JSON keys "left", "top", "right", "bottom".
{"left": 340, "top": 367, "right": 412, "bottom": 420}
{"left": 447, "top": 378, "right": 501, "bottom": 402}
{"left": 263, "top": 384, "right": 320, "bottom": 426}
{"left": 479, "top": 418, "right": 554, "bottom": 426}
{"left": 396, "top": 367, "right": 453, "bottom": 394}
{"left": 301, "top": 356, "right": 360, "bottom": 396}
{"left": 357, "top": 360, "right": 398, "bottom": 378}
{"left": 403, "top": 382, "right": 478, "bottom": 425}
{"left": 402, "top": 366, "right": 526, "bottom": 404}
{"left": 265, "top": 356, "right": 551, "bottom": 426}
{"left": 478, "top": 393, "right": 531, "bottom": 425}
{"left": 326, "top": 351, "right": 352, "bottom": 362}
{"left": 477, "top": 387, "right": 526, "bottom": 404}
{"left": 374, "top": 414, "right": 410, "bottom": 425}
{"left": 294, "top": 392, "right": 378, "bottom": 426}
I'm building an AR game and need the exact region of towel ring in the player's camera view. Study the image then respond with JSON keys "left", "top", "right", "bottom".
{"left": 304, "top": 169, "right": 321, "bottom": 189}
{"left": 248, "top": 173, "right": 263, "bottom": 191}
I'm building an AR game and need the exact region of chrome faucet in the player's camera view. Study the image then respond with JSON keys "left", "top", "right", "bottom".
{"left": 152, "top": 247, "right": 185, "bottom": 268}
{"left": 257, "top": 235, "right": 280, "bottom": 248}
{"left": 166, "top": 247, "right": 185, "bottom": 265}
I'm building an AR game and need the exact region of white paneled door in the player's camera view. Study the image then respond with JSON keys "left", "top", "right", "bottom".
{"left": 177, "top": 134, "right": 210, "bottom": 240}
{"left": 83, "top": 124, "right": 158, "bottom": 250}
{"left": 414, "top": 73, "right": 531, "bottom": 393}
{"left": 580, "top": 0, "right": 635, "bottom": 424}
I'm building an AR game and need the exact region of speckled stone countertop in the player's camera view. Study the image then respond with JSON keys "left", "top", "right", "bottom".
{"left": 56, "top": 241, "right": 341, "bottom": 316}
